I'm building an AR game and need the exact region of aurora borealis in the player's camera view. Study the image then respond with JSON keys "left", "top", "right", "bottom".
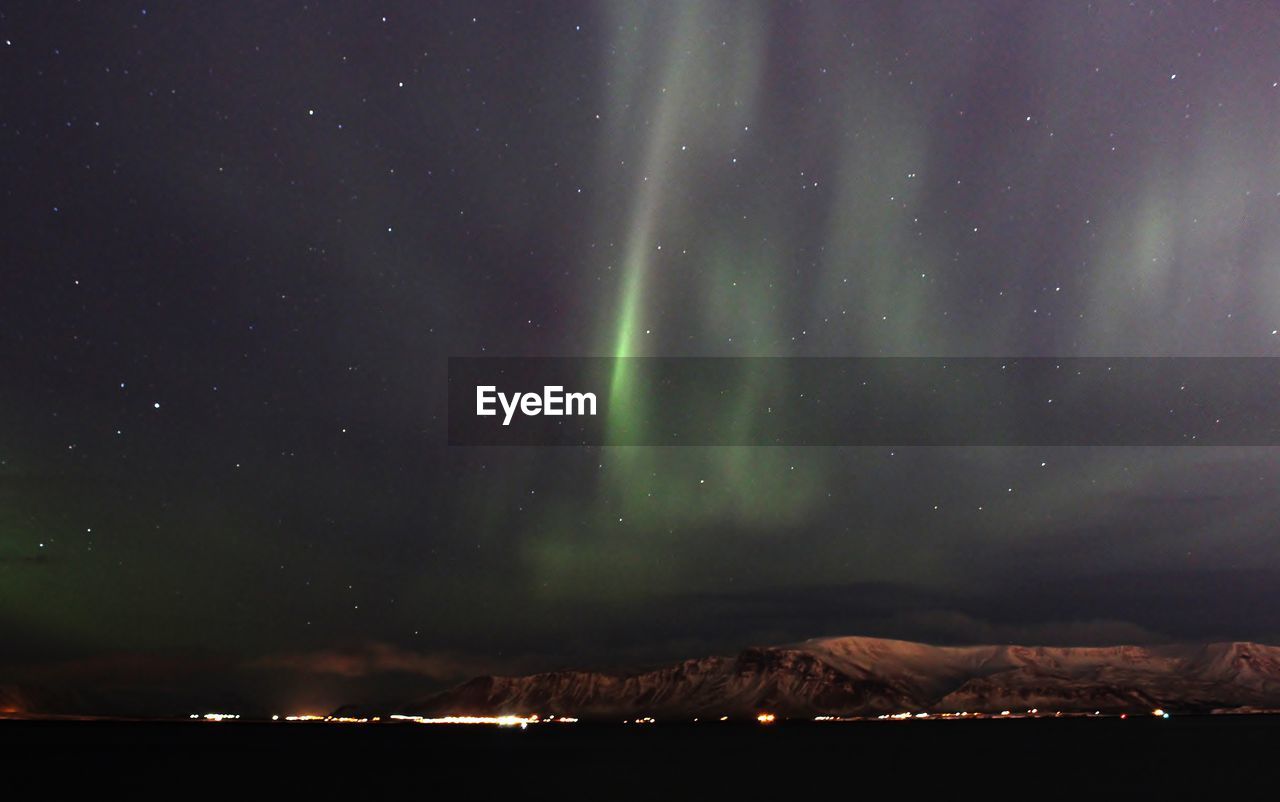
{"left": 3, "top": 1, "right": 1280, "bottom": 715}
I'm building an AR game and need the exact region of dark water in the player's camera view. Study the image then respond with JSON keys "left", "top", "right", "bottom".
{"left": 3, "top": 714, "right": 1275, "bottom": 782}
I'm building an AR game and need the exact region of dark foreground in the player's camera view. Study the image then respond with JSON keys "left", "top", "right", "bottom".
{"left": 3, "top": 714, "right": 1276, "bottom": 783}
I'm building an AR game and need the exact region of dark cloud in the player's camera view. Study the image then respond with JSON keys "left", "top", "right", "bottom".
{"left": 249, "top": 643, "right": 480, "bottom": 681}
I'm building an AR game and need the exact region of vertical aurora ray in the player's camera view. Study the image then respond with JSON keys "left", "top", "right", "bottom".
{"left": 516, "top": 3, "right": 838, "bottom": 601}
{"left": 601, "top": 2, "right": 706, "bottom": 443}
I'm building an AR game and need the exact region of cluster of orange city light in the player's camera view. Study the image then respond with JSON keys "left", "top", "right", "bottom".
{"left": 188, "top": 707, "right": 1173, "bottom": 725}
{"left": 273, "top": 713, "right": 578, "bottom": 727}
{"left": 389, "top": 714, "right": 558, "bottom": 729}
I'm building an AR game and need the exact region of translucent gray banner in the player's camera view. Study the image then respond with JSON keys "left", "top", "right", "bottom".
{"left": 447, "top": 357, "right": 1280, "bottom": 446}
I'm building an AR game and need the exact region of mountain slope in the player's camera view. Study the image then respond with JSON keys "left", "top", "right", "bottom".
{"left": 403, "top": 636, "right": 1280, "bottom": 719}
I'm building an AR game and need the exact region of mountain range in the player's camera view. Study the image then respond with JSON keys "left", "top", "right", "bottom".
{"left": 404, "top": 636, "right": 1280, "bottom": 719}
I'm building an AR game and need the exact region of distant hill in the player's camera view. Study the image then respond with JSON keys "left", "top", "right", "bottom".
{"left": 404, "top": 636, "right": 1280, "bottom": 720}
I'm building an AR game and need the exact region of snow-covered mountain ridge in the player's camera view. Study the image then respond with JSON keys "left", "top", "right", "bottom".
{"left": 405, "top": 636, "right": 1280, "bottom": 719}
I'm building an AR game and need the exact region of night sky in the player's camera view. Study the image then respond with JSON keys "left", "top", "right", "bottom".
{"left": 4, "top": 1, "right": 1280, "bottom": 715}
